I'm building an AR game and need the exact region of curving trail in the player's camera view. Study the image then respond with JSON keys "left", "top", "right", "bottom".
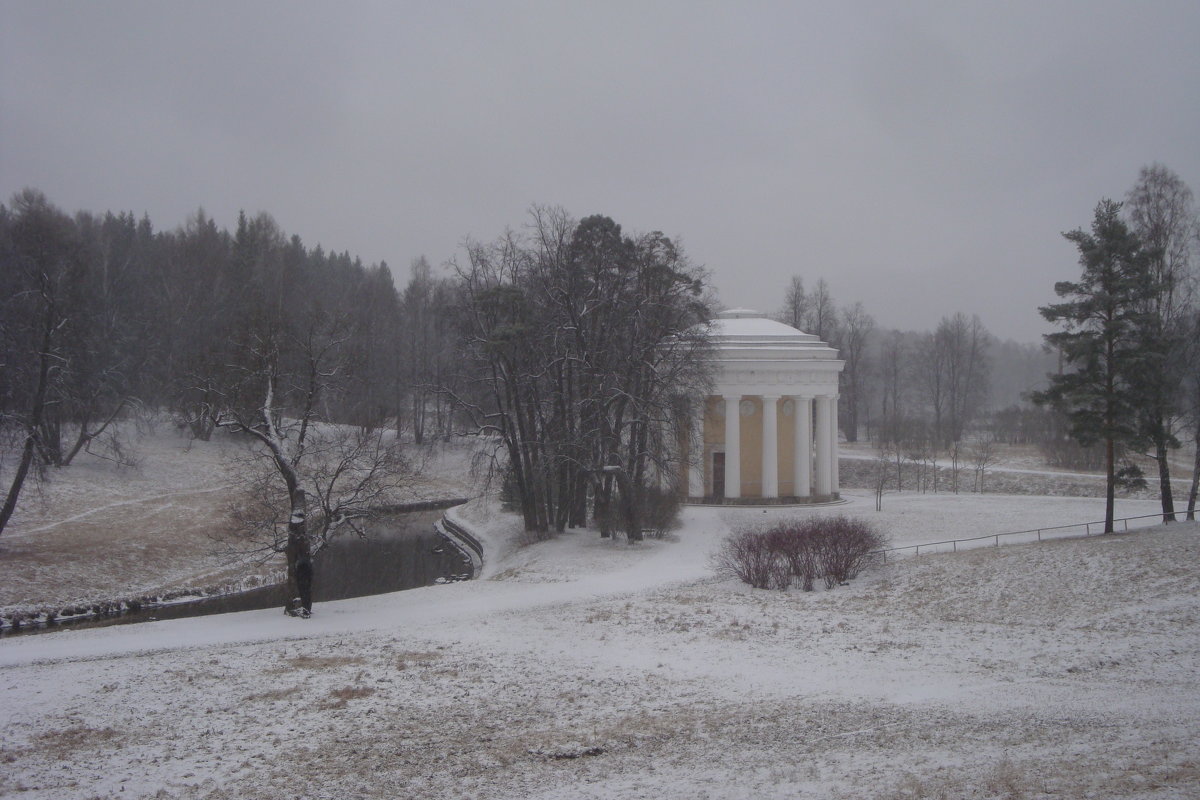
{"left": 12, "top": 485, "right": 233, "bottom": 536}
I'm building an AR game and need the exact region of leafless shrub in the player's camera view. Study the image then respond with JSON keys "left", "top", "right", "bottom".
{"left": 766, "top": 525, "right": 819, "bottom": 591}
{"left": 719, "top": 516, "right": 889, "bottom": 591}
{"left": 710, "top": 528, "right": 782, "bottom": 589}
{"left": 83, "top": 423, "right": 141, "bottom": 470}
{"left": 968, "top": 434, "right": 1000, "bottom": 492}
{"left": 132, "top": 404, "right": 160, "bottom": 437}
{"left": 808, "top": 516, "right": 888, "bottom": 587}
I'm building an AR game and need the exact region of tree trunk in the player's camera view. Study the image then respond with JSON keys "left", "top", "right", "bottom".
{"left": 1155, "top": 438, "right": 1176, "bottom": 522}
{"left": 37, "top": 415, "right": 63, "bottom": 467}
{"left": 284, "top": 489, "right": 313, "bottom": 616}
{"left": 1104, "top": 436, "right": 1116, "bottom": 534}
{"left": 596, "top": 473, "right": 613, "bottom": 538}
{"left": 61, "top": 399, "right": 131, "bottom": 467}
{"left": 1187, "top": 429, "right": 1199, "bottom": 521}
{"left": 412, "top": 391, "right": 425, "bottom": 444}
{"left": 61, "top": 415, "right": 93, "bottom": 467}
{"left": 553, "top": 463, "right": 571, "bottom": 532}
{"left": 569, "top": 469, "right": 588, "bottom": 528}
{"left": 0, "top": 307, "right": 56, "bottom": 537}
{"left": 845, "top": 396, "right": 858, "bottom": 443}
{"left": 1104, "top": 339, "right": 1116, "bottom": 534}
{"left": 0, "top": 434, "right": 40, "bottom": 537}
{"left": 611, "top": 467, "right": 642, "bottom": 542}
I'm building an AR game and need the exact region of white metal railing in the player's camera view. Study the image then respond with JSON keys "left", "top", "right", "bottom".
{"left": 875, "top": 512, "right": 1185, "bottom": 560}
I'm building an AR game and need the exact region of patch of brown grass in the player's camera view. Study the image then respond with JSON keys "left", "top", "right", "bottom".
{"left": 34, "top": 725, "right": 120, "bottom": 756}
{"left": 396, "top": 650, "right": 441, "bottom": 670}
{"left": 244, "top": 686, "right": 302, "bottom": 702}
{"left": 875, "top": 749, "right": 1200, "bottom": 800}
{"left": 319, "top": 686, "right": 375, "bottom": 709}
{"left": 279, "top": 654, "right": 366, "bottom": 671}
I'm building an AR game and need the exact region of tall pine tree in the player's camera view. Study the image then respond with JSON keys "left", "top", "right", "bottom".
{"left": 1034, "top": 199, "right": 1158, "bottom": 532}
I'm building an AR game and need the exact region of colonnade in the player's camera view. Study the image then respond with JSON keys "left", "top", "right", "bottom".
{"left": 689, "top": 393, "right": 839, "bottom": 500}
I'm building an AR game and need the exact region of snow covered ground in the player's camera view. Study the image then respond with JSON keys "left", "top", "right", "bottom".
{"left": 2, "top": 491, "right": 1197, "bottom": 798}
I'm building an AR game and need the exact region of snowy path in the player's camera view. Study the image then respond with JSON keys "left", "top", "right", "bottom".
{"left": 0, "top": 492, "right": 1168, "bottom": 668}
{"left": 839, "top": 449, "right": 1196, "bottom": 485}
{"left": 0, "top": 524, "right": 709, "bottom": 669}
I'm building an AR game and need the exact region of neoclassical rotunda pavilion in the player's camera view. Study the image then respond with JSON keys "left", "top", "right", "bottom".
{"left": 683, "top": 309, "right": 844, "bottom": 503}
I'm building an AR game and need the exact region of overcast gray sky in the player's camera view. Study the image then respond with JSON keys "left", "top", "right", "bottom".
{"left": 2, "top": 1, "right": 1197, "bottom": 342}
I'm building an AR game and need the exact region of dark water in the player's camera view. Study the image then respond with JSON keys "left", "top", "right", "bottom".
{"left": 312, "top": 509, "right": 471, "bottom": 601}
{"left": 2, "top": 509, "right": 471, "bottom": 637}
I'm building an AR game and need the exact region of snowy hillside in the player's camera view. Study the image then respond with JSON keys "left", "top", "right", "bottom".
{"left": 1, "top": 497, "right": 1197, "bottom": 798}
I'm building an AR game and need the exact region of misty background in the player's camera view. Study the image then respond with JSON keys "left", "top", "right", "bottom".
{"left": 2, "top": 0, "right": 1198, "bottom": 343}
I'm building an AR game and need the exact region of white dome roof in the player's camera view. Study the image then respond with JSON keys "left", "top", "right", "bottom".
{"left": 708, "top": 309, "right": 840, "bottom": 362}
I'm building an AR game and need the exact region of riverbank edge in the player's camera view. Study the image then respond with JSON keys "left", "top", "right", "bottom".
{"left": 1, "top": 496, "right": 474, "bottom": 633}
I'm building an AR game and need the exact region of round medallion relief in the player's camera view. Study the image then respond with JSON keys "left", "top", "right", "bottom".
{"left": 781, "top": 399, "right": 795, "bottom": 415}
{"left": 739, "top": 399, "right": 755, "bottom": 417}
{"left": 713, "top": 401, "right": 726, "bottom": 418}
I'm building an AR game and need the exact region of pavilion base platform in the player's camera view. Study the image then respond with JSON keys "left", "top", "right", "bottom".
{"left": 684, "top": 494, "right": 843, "bottom": 507}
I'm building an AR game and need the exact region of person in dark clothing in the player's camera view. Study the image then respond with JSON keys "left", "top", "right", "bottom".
{"left": 294, "top": 553, "right": 314, "bottom": 617}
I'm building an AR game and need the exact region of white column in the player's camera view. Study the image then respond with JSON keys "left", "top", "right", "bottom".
{"left": 762, "top": 395, "right": 779, "bottom": 498}
{"left": 723, "top": 394, "right": 741, "bottom": 499}
{"left": 793, "top": 396, "right": 812, "bottom": 498}
{"left": 688, "top": 405, "right": 704, "bottom": 498}
{"left": 815, "top": 395, "right": 832, "bottom": 496}
{"left": 830, "top": 395, "right": 840, "bottom": 496}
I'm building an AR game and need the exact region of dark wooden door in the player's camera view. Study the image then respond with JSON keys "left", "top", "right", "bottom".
{"left": 712, "top": 452, "right": 725, "bottom": 499}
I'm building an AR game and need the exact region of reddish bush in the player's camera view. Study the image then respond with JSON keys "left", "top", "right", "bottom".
{"left": 765, "top": 525, "right": 819, "bottom": 591}
{"left": 710, "top": 528, "right": 786, "bottom": 589}
{"left": 716, "top": 516, "right": 887, "bottom": 591}
{"left": 806, "top": 515, "right": 887, "bottom": 588}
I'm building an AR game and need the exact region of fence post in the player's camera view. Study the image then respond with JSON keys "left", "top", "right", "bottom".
{"left": 1037, "top": 529, "right": 1042, "bottom": 542}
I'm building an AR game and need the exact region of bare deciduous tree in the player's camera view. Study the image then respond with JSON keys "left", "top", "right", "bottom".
{"left": 969, "top": 435, "right": 1000, "bottom": 493}
{"left": 876, "top": 332, "right": 907, "bottom": 446}
{"left": 452, "top": 208, "right": 712, "bottom": 541}
{"left": 776, "top": 276, "right": 809, "bottom": 330}
{"left": 807, "top": 278, "right": 838, "bottom": 342}
{"left": 872, "top": 442, "right": 894, "bottom": 510}
{"left": 212, "top": 329, "right": 409, "bottom": 616}
{"left": 839, "top": 302, "right": 874, "bottom": 443}
{"left": 1125, "top": 164, "right": 1197, "bottom": 521}
{"left": 0, "top": 191, "right": 77, "bottom": 536}
{"left": 917, "top": 313, "right": 991, "bottom": 448}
